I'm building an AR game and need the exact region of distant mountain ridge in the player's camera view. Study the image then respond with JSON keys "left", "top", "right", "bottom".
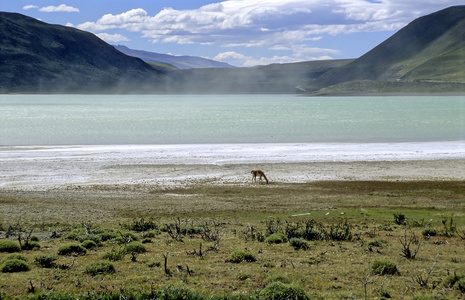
{"left": 114, "top": 45, "right": 235, "bottom": 69}
{"left": 163, "top": 59, "right": 353, "bottom": 93}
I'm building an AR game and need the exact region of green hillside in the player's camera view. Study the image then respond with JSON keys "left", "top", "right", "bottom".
{"left": 0, "top": 12, "right": 165, "bottom": 93}
{"left": 309, "top": 80, "right": 465, "bottom": 96}
{"left": 318, "top": 6, "right": 465, "bottom": 87}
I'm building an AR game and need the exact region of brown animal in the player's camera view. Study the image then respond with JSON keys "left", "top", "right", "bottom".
{"left": 251, "top": 169, "right": 269, "bottom": 184}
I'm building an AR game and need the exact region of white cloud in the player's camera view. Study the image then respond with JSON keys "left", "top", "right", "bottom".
{"left": 78, "top": 8, "right": 149, "bottom": 32}
{"left": 214, "top": 46, "right": 340, "bottom": 67}
{"left": 96, "top": 33, "right": 130, "bottom": 43}
{"left": 23, "top": 5, "right": 38, "bottom": 10}
{"left": 214, "top": 51, "right": 259, "bottom": 67}
{"left": 77, "top": 0, "right": 453, "bottom": 46}
{"left": 76, "top": 0, "right": 465, "bottom": 66}
{"left": 39, "top": 4, "right": 79, "bottom": 13}
{"left": 214, "top": 51, "right": 247, "bottom": 62}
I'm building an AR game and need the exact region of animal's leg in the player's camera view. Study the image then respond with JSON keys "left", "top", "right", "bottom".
{"left": 260, "top": 173, "right": 269, "bottom": 184}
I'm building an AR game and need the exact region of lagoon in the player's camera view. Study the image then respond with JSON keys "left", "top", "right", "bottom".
{"left": 1, "top": 94, "right": 463, "bottom": 145}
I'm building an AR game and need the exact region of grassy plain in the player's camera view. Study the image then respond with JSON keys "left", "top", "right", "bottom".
{"left": 0, "top": 180, "right": 464, "bottom": 299}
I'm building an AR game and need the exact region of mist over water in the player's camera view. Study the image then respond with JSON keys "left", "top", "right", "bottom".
{"left": 0, "top": 94, "right": 463, "bottom": 145}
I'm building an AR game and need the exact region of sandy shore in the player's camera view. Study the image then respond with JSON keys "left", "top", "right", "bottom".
{"left": 1, "top": 142, "right": 464, "bottom": 191}
{"left": 1, "top": 143, "right": 464, "bottom": 226}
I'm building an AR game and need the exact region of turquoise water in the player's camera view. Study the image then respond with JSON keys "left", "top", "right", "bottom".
{"left": 0, "top": 94, "right": 463, "bottom": 145}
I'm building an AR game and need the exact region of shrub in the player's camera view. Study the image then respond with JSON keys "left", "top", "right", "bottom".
{"left": 123, "top": 218, "right": 159, "bottom": 232}
{"left": 0, "top": 240, "right": 21, "bottom": 253}
{"left": 285, "top": 220, "right": 321, "bottom": 241}
{"left": 101, "top": 249, "right": 126, "bottom": 261}
{"left": 65, "top": 232, "right": 80, "bottom": 240}
{"left": 443, "top": 272, "right": 464, "bottom": 288}
{"left": 0, "top": 259, "right": 31, "bottom": 273}
{"left": 289, "top": 238, "right": 309, "bottom": 250}
{"left": 304, "top": 228, "right": 322, "bottom": 241}
{"left": 455, "top": 277, "right": 465, "bottom": 293}
{"left": 371, "top": 259, "right": 398, "bottom": 275}
{"left": 241, "top": 224, "right": 264, "bottom": 242}
{"left": 228, "top": 250, "right": 256, "bottom": 263}
{"left": 400, "top": 230, "right": 421, "bottom": 260}
{"left": 88, "top": 228, "right": 107, "bottom": 235}
{"left": 57, "top": 243, "right": 87, "bottom": 256}
{"left": 259, "top": 282, "right": 310, "bottom": 300}
{"left": 323, "top": 220, "right": 352, "bottom": 241}
{"left": 1, "top": 253, "right": 28, "bottom": 263}
{"left": 185, "top": 225, "right": 205, "bottom": 235}
{"left": 144, "top": 230, "right": 161, "bottom": 238}
{"left": 290, "top": 228, "right": 306, "bottom": 239}
{"left": 264, "top": 273, "right": 291, "bottom": 285}
{"left": 84, "top": 260, "right": 115, "bottom": 276}
{"left": 422, "top": 228, "right": 438, "bottom": 237}
{"left": 265, "top": 233, "right": 288, "bottom": 244}
{"left": 125, "top": 241, "right": 147, "bottom": 254}
{"left": 78, "top": 234, "right": 102, "bottom": 244}
{"left": 21, "top": 241, "right": 41, "bottom": 251}
{"left": 125, "top": 241, "right": 147, "bottom": 262}
{"left": 111, "top": 232, "right": 138, "bottom": 244}
{"left": 30, "top": 235, "right": 40, "bottom": 242}
{"left": 98, "top": 231, "right": 118, "bottom": 242}
{"left": 35, "top": 254, "right": 58, "bottom": 268}
{"left": 378, "top": 288, "right": 392, "bottom": 299}
{"left": 393, "top": 213, "right": 407, "bottom": 225}
{"left": 81, "top": 240, "right": 98, "bottom": 249}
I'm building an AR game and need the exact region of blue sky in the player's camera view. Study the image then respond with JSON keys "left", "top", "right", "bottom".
{"left": 2, "top": 1, "right": 464, "bottom": 67}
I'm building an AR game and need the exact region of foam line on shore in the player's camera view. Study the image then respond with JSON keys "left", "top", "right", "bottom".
{"left": 1, "top": 141, "right": 464, "bottom": 164}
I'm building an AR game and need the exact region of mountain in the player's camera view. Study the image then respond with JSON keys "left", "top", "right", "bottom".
{"left": 0, "top": 12, "right": 164, "bottom": 93}
{"left": 164, "top": 5, "right": 465, "bottom": 94}
{"left": 163, "top": 59, "right": 353, "bottom": 93}
{"left": 1, "top": 6, "right": 464, "bottom": 94}
{"left": 114, "top": 45, "right": 235, "bottom": 69}
{"left": 318, "top": 6, "right": 465, "bottom": 87}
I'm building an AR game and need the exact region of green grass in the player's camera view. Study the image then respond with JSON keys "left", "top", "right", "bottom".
{"left": 0, "top": 181, "right": 464, "bottom": 299}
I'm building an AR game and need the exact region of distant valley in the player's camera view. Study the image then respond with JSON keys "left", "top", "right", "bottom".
{"left": 1, "top": 6, "right": 464, "bottom": 94}
{"left": 114, "top": 45, "right": 235, "bottom": 70}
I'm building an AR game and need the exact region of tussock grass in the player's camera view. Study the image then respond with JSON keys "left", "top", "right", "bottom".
{"left": 0, "top": 181, "right": 464, "bottom": 298}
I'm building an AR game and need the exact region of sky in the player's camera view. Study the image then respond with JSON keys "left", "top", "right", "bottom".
{"left": 2, "top": 1, "right": 464, "bottom": 67}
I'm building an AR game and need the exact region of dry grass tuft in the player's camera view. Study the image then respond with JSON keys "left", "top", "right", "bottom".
{"left": 0, "top": 181, "right": 464, "bottom": 298}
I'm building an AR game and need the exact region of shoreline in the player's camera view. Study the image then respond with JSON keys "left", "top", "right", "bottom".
{"left": 1, "top": 142, "right": 464, "bottom": 190}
